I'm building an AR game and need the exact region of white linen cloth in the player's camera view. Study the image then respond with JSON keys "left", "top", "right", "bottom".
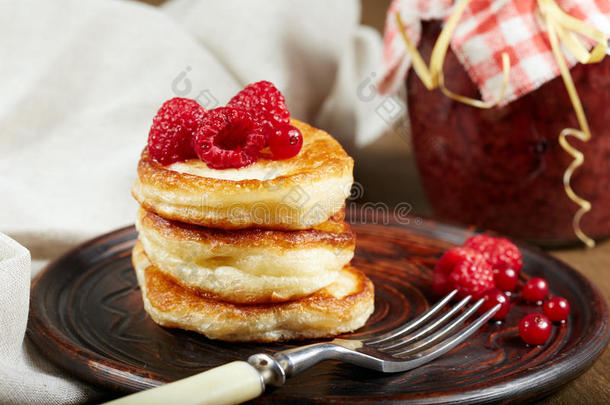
{"left": 0, "top": 0, "right": 386, "bottom": 403}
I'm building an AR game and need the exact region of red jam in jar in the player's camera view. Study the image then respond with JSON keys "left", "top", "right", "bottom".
{"left": 407, "top": 22, "right": 610, "bottom": 245}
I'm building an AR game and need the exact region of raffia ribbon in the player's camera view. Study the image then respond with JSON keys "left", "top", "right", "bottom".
{"left": 395, "top": 0, "right": 510, "bottom": 108}
{"left": 396, "top": 0, "right": 608, "bottom": 247}
{"left": 537, "top": 0, "right": 607, "bottom": 248}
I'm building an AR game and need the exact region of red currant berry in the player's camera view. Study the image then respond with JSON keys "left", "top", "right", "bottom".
{"left": 494, "top": 268, "right": 519, "bottom": 293}
{"left": 269, "top": 124, "right": 303, "bottom": 159}
{"left": 522, "top": 277, "right": 548, "bottom": 303}
{"left": 543, "top": 297, "right": 570, "bottom": 322}
{"left": 479, "top": 288, "right": 511, "bottom": 320}
{"left": 519, "top": 313, "right": 552, "bottom": 345}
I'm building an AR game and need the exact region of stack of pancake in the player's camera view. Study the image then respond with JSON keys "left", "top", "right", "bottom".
{"left": 131, "top": 119, "right": 374, "bottom": 342}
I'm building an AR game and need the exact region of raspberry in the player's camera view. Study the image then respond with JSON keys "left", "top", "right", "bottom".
{"left": 268, "top": 124, "right": 303, "bottom": 159}
{"left": 433, "top": 247, "right": 494, "bottom": 297}
{"left": 435, "top": 247, "right": 480, "bottom": 275}
{"left": 434, "top": 247, "right": 480, "bottom": 295}
{"left": 147, "top": 98, "right": 206, "bottom": 165}
{"left": 464, "top": 235, "right": 523, "bottom": 272}
{"left": 448, "top": 253, "right": 495, "bottom": 299}
{"left": 193, "top": 107, "right": 265, "bottom": 169}
{"left": 227, "top": 81, "right": 290, "bottom": 137}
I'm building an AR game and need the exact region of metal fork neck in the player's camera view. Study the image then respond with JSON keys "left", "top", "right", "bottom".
{"left": 248, "top": 342, "right": 342, "bottom": 387}
{"left": 276, "top": 343, "right": 343, "bottom": 377}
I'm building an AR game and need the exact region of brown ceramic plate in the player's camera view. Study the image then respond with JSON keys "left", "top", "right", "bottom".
{"left": 28, "top": 219, "right": 609, "bottom": 404}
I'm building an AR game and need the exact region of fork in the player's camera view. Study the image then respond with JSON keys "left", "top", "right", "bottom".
{"left": 106, "top": 290, "right": 499, "bottom": 405}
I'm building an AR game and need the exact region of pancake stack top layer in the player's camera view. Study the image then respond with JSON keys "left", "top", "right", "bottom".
{"left": 133, "top": 119, "right": 354, "bottom": 230}
{"left": 132, "top": 86, "right": 374, "bottom": 342}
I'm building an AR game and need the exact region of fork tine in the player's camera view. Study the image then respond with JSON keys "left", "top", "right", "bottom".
{"left": 388, "top": 298, "right": 485, "bottom": 356}
{"left": 364, "top": 289, "right": 458, "bottom": 345}
{"left": 372, "top": 295, "right": 472, "bottom": 350}
{"left": 389, "top": 303, "right": 501, "bottom": 368}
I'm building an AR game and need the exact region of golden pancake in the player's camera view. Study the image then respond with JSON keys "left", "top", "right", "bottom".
{"left": 136, "top": 208, "right": 355, "bottom": 303}
{"left": 132, "top": 119, "right": 353, "bottom": 230}
{"left": 132, "top": 242, "right": 374, "bottom": 342}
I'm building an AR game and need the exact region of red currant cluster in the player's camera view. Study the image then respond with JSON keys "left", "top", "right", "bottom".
{"left": 434, "top": 235, "right": 570, "bottom": 346}
{"left": 147, "top": 81, "right": 303, "bottom": 169}
{"left": 519, "top": 278, "right": 570, "bottom": 345}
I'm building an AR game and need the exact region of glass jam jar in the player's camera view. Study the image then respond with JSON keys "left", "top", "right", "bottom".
{"left": 407, "top": 22, "right": 610, "bottom": 245}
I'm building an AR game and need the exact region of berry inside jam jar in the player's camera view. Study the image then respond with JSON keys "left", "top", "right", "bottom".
{"left": 407, "top": 22, "right": 610, "bottom": 246}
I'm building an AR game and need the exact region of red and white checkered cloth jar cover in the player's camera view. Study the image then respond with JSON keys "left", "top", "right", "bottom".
{"left": 380, "top": 0, "right": 610, "bottom": 105}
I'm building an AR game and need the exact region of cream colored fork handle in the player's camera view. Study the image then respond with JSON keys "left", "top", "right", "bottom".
{"left": 104, "top": 361, "right": 263, "bottom": 405}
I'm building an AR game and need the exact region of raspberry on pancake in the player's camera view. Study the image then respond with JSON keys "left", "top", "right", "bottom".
{"left": 147, "top": 98, "right": 205, "bottom": 165}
